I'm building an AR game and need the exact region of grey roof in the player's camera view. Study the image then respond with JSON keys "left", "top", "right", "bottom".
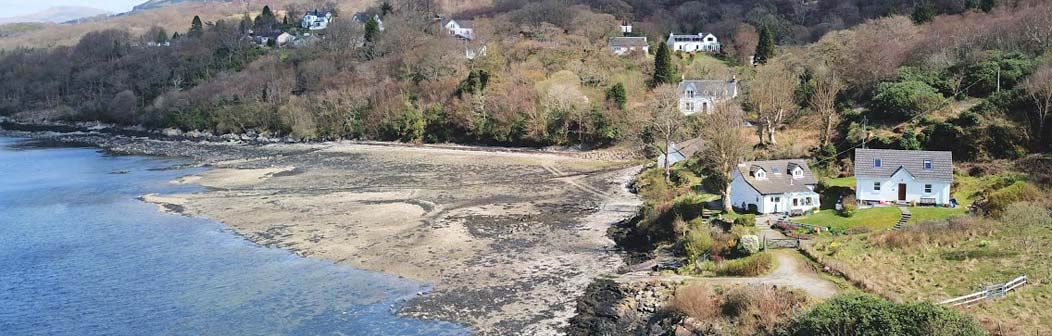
{"left": 679, "top": 80, "right": 737, "bottom": 98}
{"left": 736, "top": 159, "right": 818, "bottom": 195}
{"left": 669, "top": 32, "right": 714, "bottom": 42}
{"left": 609, "top": 37, "right": 647, "bottom": 48}
{"left": 854, "top": 149, "right": 953, "bottom": 182}
{"left": 306, "top": 10, "right": 333, "bottom": 17}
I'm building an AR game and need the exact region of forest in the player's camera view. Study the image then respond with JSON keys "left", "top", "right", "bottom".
{"left": 0, "top": 0, "right": 1049, "bottom": 158}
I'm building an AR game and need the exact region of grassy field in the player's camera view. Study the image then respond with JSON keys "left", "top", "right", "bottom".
{"left": 796, "top": 207, "right": 902, "bottom": 231}
{"left": 809, "top": 216, "right": 1052, "bottom": 333}
{"left": 907, "top": 207, "right": 967, "bottom": 224}
{"left": 824, "top": 176, "right": 857, "bottom": 188}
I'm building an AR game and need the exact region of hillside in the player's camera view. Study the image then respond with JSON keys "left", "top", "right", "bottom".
{"left": 0, "top": 6, "right": 111, "bottom": 25}
{"left": 132, "top": 0, "right": 238, "bottom": 12}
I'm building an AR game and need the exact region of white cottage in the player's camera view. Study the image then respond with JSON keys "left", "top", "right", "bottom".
{"left": 854, "top": 149, "right": 953, "bottom": 206}
{"left": 302, "top": 10, "right": 333, "bottom": 30}
{"left": 678, "top": 79, "right": 738, "bottom": 115}
{"left": 666, "top": 32, "right": 721, "bottom": 53}
{"left": 609, "top": 37, "right": 649, "bottom": 55}
{"left": 444, "top": 19, "right": 475, "bottom": 40}
{"left": 730, "top": 160, "right": 821, "bottom": 215}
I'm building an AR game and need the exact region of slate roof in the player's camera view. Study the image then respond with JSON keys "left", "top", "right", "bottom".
{"left": 669, "top": 33, "right": 714, "bottom": 42}
{"left": 609, "top": 37, "right": 648, "bottom": 48}
{"left": 306, "top": 10, "right": 333, "bottom": 17}
{"left": 679, "top": 80, "right": 737, "bottom": 99}
{"left": 854, "top": 149, "right": 953, "bottom": 182}
{"left": 736, "top": 159, "right": 818, "bottom": 195}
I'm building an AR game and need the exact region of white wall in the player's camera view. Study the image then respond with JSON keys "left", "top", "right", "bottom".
{"left": 730, "top": 170, "right": 762, "bottom": 212}
{"left": 856, "top": 169, "right": 952, "bottom": 205}
{"left": 730, "top": 169, "right": 821, "bottom": 214}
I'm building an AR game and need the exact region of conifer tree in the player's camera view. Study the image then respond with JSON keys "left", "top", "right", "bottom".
{"left": 754, "top": 26, "right": 775, "bottom": 65}
{"left": 364, "top": 17, "right": 380, "bottom": 43}
{"left": 912, "top": 0, "right": 936, "bottom": 24}
{"left": 189, "top": 16, "right": 204, "bottom": 38}
{"left": 980, "top": 0, "right": 995, "bottom": 12}
{"left": 651, "top": 42, "right": 676, "bottom": 87}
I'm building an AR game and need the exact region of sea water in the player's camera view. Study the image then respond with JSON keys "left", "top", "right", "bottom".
{"left": 0, "top": 137, "right": 470, "bottom": 335}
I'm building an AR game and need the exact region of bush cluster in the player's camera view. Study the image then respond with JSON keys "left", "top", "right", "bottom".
{"left": 717, "top": 252, "right": 774, "bottom": 276}
{"left": 787, "top": 293, "right": 987, "bottom": 336}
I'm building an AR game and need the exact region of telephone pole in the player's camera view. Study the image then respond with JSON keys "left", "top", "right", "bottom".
{"left": 861, "top": 116, "right": 868, "bottom": 149}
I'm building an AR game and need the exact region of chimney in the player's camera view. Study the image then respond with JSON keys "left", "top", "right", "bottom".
{"left": 620, "top": 20, "right": 632, "bottom": 35}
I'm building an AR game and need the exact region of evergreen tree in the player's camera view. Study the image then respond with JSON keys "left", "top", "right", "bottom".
{"left": 172, "top": 32, "right": 180, "bottom": 40}
{"left": 606, "top": 83, "right": 627, "bottom": 110}
{"left": 898, "top": 129, "right": 922, "bottom": 150}
{"left": 651, "top": 42, "right": 676, "bottom": 87}
{"left": 364, "top": 17, "right": 380, "bottom": 43}
{"left": 980, "top": 0, "right": 995, "bottom": 12}
{"left": 255, "top": 5, "right": 278, "bottom": 31}
{"left": 155, "top": 28, "right": 169, "bottom": 43}
{"left": 189, "top": 16, "right": 204, "bottom": 38}
{"left": 239, "top": 13, "right": 252, "bottom": 33}
{"left": 261, "top": 5, "right": 274, "bottom": 18}
{"left": 912, "top": 0, "right": 936, "bottom": 24}
{"left": 381, "top": 1, "right": 394, "bottom": 16}
{"left": 754, "top": 26, "right": 775, "bottom": 65}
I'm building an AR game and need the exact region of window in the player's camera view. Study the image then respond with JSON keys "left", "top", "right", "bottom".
{"left": 685, "top": 102, "right": 693, "bottom": 111}
{"left": 925, "top": 184, "right": 932, "bottom": 193}
{"left": 773, "top": 168, "right": 780, "bottom": 174}
{"left": 793, "top": 168, "right": 803, "bottom": 177}
{"left": 755, "top": 170, "right": 766, "bottom": 179}
{"left": 924, "top": 160, "right": 933, "bottom": 170}
{"left": 793, "top": 198, "right": 799, "bottom": 206}
{"left": 687, "top": 90, "right": 695, "bottom": 98}
{"left": 772, "top": 197, "right": 781, "bottom": 202}
{"left": 874, "top": 159, "right": 882, "bottom": 168}
{"left": 874, "top": 182, "right": 881, "bottom": 191}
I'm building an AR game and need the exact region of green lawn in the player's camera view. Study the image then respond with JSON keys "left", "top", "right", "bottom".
{"left": 824, "top": 176, "right": 857, "bottom": 188}
{"left": 907, "top": 207, "right": 967, "bottom": 224}
{"left": 796, "top": 207, "right": 902, "bottom": 231}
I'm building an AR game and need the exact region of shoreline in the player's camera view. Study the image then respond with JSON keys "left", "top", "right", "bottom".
{"left": 1, "top": 129, "right": 645, "bottom": 335}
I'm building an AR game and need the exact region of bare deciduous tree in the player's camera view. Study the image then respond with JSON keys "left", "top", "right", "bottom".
{"left": 747, "top": 59, "right": 799, "bottom": 145}
{"left": 700, "top": 103, "right": 751, "bottom": 213}
{"left": 647, "top": 84, "right": 687, "bottom": 182}
{"left": 1023, "top": 64, "right": 1052, "bottom": 151}
{"left": 731, "top": 23, "right": 758, "bottom": 66}
{"left": 809, "top": 69, "right": 844, "bottom": 147}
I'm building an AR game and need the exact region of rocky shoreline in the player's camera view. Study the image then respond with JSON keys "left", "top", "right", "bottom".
{"left": 1, "top": 123, "right": 662, "bottom": 335}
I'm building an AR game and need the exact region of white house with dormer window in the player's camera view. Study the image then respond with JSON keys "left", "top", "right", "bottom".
{"left": 678, "top": 79, "right": 738, "bottom": 115}
{"left": 854, "top": 149, "right": 954, "bottom": 206}
{"left": 730, "top": 159, "right": 821, "bottom": 215}
{"left": 302, "top": 10, "right": 334, "bottom": 30}
{"left": 667, "top": 32, "right": 721, "bottom": 53}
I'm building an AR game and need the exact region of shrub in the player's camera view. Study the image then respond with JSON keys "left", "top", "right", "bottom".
{"left": 869, "top": 80, "right": 943, "bottom": 121}
{"left": 674, "top": 194, "right": 707, "bottom": 220}
{"left": 717, "top": 252, "right": 774, "bottom": 276}
{"left": 1001, "top": 202, "right": 1052, "bottom": 229}
{"left": 839, "top": 201, "right": 857, "bottom": 218}
{"left": 738, "top": 235, "right": 761, "bottom": 255}
{"left": 670, "top": 283, "right": 720, "bottom": 321}
{"left": 978, "top": 181, "right": 1043, "bottom": 217}
{"left": 683, "top": 229, "right": 715, "bottom": 265}
{"left": 870, "top": 216, "right": 995, "bottom": 249}
{"left": 721, "top": 285, "right": 810, "bottom": 335}
{"left": 733, "top": 214, "right": 757, "bottom": 226}
{"left": 788, "top": 293, "right": 987, "bottom": 336}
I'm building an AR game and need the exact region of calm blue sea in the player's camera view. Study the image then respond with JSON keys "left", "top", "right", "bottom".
{"left": 0, "top": 137, "right": 470, "bottom": 336}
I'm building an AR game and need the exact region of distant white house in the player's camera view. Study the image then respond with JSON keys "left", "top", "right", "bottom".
{"left": 678, "top": 79, "right": 738, "bottom": 115}
{"left": 854, "top": 149, "right": 954, "bottom": 206}
{"left": 444, "top": 19, "right": 474, "bottom": 40}
{"left": 667, "top": 32, "right": 721, "bottom": 53}
{"left": 730, "top": 160, "right": 820, "bottom": 215}
{"left": 656, "top": 137, "right": 703, "bottom": 167}
{"left": 609, "top": 37, "right": 648, "bottom": 55}
{"left": 302, "top": 10, "right": 333, "bottom": 30}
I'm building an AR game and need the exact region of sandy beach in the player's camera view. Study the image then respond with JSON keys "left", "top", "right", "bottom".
{"left": 87, "top": 137, "right": 646, "bottom": 335}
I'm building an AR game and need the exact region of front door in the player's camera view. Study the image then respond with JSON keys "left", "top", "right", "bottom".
{"left": 898, "top": 184, "right": 907, "bottom": 201}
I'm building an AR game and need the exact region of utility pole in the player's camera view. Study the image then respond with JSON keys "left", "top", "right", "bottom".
{"left": 997, "top": 66, "right": 1002, "bottom": 93}
{"left": 861, "top": 116, "right": 868, "bottom": 149}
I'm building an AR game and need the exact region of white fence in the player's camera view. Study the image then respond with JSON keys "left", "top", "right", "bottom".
{"left": 939, "top": 275, "right": 1028, "bottom": 307}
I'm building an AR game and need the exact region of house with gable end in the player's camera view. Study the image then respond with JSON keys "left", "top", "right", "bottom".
{"left": 444, "top": 19, "right": 474, "bottom": 40}
{"left": 854, "top": 149, "right": 953, "bottom": 206}
{"left": 730, "top": 159, "right": 821, "bottom": 215}
{"left": 302, "top": 10, "right": 334, "bottom": 30}
{"left": 678, "top": 79, "right": 738, "bottom": 115}
{"left": 667, "top": 32, "right": 721, "bottom": 53}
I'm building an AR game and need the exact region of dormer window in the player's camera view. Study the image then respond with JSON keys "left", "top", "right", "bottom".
{"left": 924, "top": 160, "right": 932, "bottom": 170}
{"left": 874, "top": 159, "right": 882, "bottom": 168}
{"left": 792, "top": 168, "right": 803, "bottom": 178}
{"left": 754, "top": 170, "right": 766, "bottom": 179}
{"left": 773, "top": 168, "right": 780, "bottom": 175}
{"left": 687, "top": 89, "right": 695, "bottom": 98}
